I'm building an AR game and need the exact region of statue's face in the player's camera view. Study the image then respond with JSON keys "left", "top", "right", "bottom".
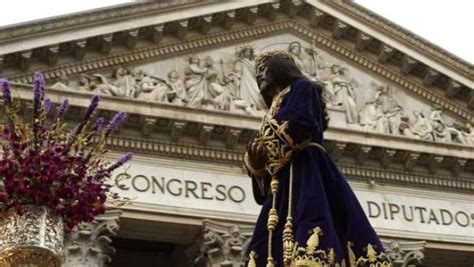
{"left": 290, "top": 45, "right": 300, "bottom": 55}
{"left": 79, "top": 78, "right": 88, "bottom": 85}
{"left": 256, "top": 61, "right": 269, "bottom": 90}
{"left": 116, "top": 68, "right": 125, "bottom": 76}
{"left": 190, "top": 57, "right": 199, "bottom": 64}
{"left": 244, "top": 48, "right": 252, "bottom": 59}
{"left": 205, "top": 57, "right": 213, "bottom": 66}
{"left": 168, "top": 71, "right": 178, "bottom": 81}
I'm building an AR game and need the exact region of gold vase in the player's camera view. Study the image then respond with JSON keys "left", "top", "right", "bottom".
{"left": 0, "top": 205, "right": 64, "bottom": 267}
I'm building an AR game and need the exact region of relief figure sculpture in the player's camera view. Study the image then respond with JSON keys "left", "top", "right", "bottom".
{"left": 360, "top": 97, "right": 383, "bottom": 132}
{"left": 221, "top": 225, "right": 247, "bottom": 266}
{"left": 288, "top": 41, "right": 319, "bottom": 80}
{"left": 324, "top": 64, "right": 358, "bottom": 123}
{"left": 113, "top": 67, "right": 136, "bottom": 97}
{"left": 428, "top": 106, "right": 470, "bottom": 144}
{"left": 200, "top": 55, "right": 231, "bottom": 111}
{"left": 461, "top": 123, "right": 474, "bottom": 145}
{"left": 370, "top": 85, "right": 404, "bottom": 135}
{"left": 167, "top": 70, "right": 187, "bottom": 105}
{"left": 136, "top": 70, "right": 170, "bottom": 102}
{"left": 50, "top": 73, "right": 73, "bottom": 91}
{"left": 89, "top": 74, "right": 125, "bottom": 96}
{"left": 230, "top": 45, "right": 266, "bottom": 111}
{"left": 184, "top": 56, "right": 208, "bottom": 108}
{"left": 404, "top": 111, "right": 434, "bottom": 141}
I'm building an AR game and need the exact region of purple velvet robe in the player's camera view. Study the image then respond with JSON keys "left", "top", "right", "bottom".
{"left": 245, "top": 79, "right": 389, "bottom": 266}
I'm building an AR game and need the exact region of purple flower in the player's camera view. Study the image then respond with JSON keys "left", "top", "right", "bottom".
{"left": 106, "top": 112, "right": 126, "bottom": 137}
{"left": 68, "top": 95, "right": 100, "bottom": 146}
{"left": 68, "top": 124, "right": 80, "bottom": 140}
{"left": 118, "top": 152, "right": 133, "bottom": 165}
{"left": 84, "top": 95, "right": 100, "bottom": 122}
{"left": 56, "top": 99, "right": 69, "bottom": 119}
{"left": 107, "top": 152, "right": 133, "bottom": 172}
{"left": 33, "top": 72, "right": 45, "bottom": 110}
{"left": 1, "top": 79, "right": 12, "bottom": 107}
{"left": 33, "top": 72, "right": 45, "bottom": 149}
{"left": 91, "top": 117, "right": 104, "bottom": 135}
{"left": 44, "top": 98, "right": 52, "bottom": 114}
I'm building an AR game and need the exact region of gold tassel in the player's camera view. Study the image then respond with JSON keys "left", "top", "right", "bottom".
{"left": 283, "top": 162, "right": 295, "bottom": 266}
{"left": 266, "top": 176, "right": 279, "bottom": 267}
{"left": 248, "top": 251, "right": 257, "bottom": 267}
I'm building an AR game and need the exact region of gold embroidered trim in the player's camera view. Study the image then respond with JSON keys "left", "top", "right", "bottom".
{"left": 290, "top": 229, "right": 392, "bottom": 267}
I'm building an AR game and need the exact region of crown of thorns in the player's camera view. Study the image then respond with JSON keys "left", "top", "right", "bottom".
{"left": 255, "top": 50, "right": 295, "bottom": 68}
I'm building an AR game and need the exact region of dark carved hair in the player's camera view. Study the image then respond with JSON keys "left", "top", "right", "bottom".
{"left": 258, "top": 55, "right": 329, "bottom": 131}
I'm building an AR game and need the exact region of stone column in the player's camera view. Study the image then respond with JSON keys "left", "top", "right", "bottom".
{"left": 185, "top": 219, "right": 254, "bottom": 267}
{"left": 383, "top": 240, "right": 426, "bottom": 267}
{"left": 62, "top": 210, "right": 122, "bottom": 267}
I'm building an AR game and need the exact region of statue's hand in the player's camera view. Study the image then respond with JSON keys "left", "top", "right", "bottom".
{"left": 246, "top": 139, "right": 267, "bottom": 171}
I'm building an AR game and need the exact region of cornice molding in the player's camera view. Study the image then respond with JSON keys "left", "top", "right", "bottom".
{"left": 2, "top": 84, "right": 473, "bottom": 193}
{"left": 320, "top": 0, "right": 473, "bottom": 79}
{"left": 0, "top": 1, "right": 209, "bottom": 42}
{"left": 2, "top": 0, "right": 471, "bottom": 82}
{"left": 102, "top": 134, "right": 473, "bottom": 193}
{"left": 6, "top": 19, "right": 472, "bottom": 122}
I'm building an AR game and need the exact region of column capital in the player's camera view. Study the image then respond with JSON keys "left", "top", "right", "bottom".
{"left": 187, "top": 219, "right": 254, "bottom": 267}
{"left": 383, "top": 240, "right": 426, "bottom": 267}
{"left": 63, "top": 210, "right": 122, "bottom": 267}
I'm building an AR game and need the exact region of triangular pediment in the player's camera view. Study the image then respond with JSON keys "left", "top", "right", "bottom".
{"left": 18, "top": 31, "right": 469, "bottom": 148}
{"left": 1, "top": 0, "right": 473, "bottom": 152}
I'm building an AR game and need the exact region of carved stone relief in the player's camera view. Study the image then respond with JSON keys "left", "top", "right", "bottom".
{"left": 62, "top": 210, "right": 121, "bottom": 267}
{"left": 382, "top": 240, "right": 426, "bottom": 267}
{"left": 188, "top": 220, "right": 253, "bottom": 267}
{"left": 45, "top": 34, "right": 472, "bottom": 146}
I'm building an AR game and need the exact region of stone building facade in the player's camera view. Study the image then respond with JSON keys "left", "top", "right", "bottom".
{"left": 0, "top": 0, "right": 473, "bottom": 266}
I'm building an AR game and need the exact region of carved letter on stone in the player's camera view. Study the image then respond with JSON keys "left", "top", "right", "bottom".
{"left": 63, "top": 210, "right": 122, "bottom": 267}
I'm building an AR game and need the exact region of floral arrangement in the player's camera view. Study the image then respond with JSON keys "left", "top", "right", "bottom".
{"left": 0, "top": 72, "right": 132, "bottom": 231}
